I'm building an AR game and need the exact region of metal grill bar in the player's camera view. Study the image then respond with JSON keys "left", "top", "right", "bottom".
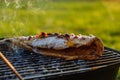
{"left": 0, "top": 47, "right": 120, "bottom": 80}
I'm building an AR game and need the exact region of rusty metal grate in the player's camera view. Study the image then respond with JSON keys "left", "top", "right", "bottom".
{"left": 0, "top": 47, "right": 120, "bottom": 80}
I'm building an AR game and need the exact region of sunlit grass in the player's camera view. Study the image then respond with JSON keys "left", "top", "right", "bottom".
{"left": 0, "top": 1, "right": 120, "bottom": 50}
{"left": 0, "top": 1, "right": 120, "bottom": 79}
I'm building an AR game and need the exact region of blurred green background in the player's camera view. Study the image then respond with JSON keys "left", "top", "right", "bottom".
{"left": 0, "top": 0, "right": 120, "bottom": 80}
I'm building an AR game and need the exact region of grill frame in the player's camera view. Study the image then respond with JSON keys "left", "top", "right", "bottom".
{"left": 46, "top": 64, "right": 119, "bottom": 80}
{"left": 0, "top": 46, "right": 120, "bottom": 80}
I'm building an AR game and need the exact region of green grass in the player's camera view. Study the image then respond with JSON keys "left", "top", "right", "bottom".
{"left": 0, "top": 0, "right": 120, "bottom": 80}
{"left": 0, "top": 1, "right": 120, "bottom": 50}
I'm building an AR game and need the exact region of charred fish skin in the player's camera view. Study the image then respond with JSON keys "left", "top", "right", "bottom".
{"left": 0, "top": 39, "right": 12, "bottom": 51}
{"left": 0, "top": 32, "right": 104, "bottom": 60}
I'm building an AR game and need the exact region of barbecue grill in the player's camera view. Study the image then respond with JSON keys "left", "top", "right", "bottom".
{"left": 0, "top": 46, "right": 120, "bottom": 80}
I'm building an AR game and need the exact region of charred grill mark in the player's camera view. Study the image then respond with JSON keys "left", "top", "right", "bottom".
{"left": 5, "top": 39, "right": 12, "bottom": 43}
{"left": 57, "top": 35, "right": 64, "bottom": 38}
{"left": 47, "top": 33, "right": 54, "bottom": 37}
{"left": 54, "top": 33, "right": 59, "bottom": 36}
{"left": 36, "top": 32, "right": 48, "bottom": 38}
{"left": 73, "top": 36, "right": 78, "bottom": 39}
{"left": 56, "top": 33, "right": 70, "bottom": 40}
{"left": 41, "top": 32, "right": 48, "bottom": 38}
{"left": 81, "top": 37, "right": 86, "bottom": 40}
{"left": 28, "top": 36, "right": 32, "bottom": 40}
{"left": 65, "top": 34, "right": 70, "bottom": 37}
{"left": 64, "top": 34, "right": 70, "bottom": 40}
{"left": 36, "top": 32, "right": 72, "bottom": 40}
{"left": 36, "top": 32, "right": 94, "bottom": 42}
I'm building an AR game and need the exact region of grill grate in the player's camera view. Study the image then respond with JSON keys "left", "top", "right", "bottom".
{"left": 0, "top": 47, "right": 120, "bottom": 80}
